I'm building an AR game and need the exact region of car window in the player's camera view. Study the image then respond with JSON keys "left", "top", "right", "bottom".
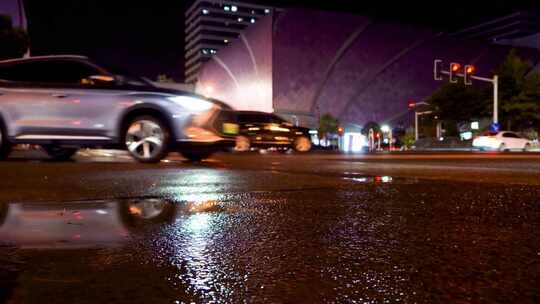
{"left": 239, "top": 114, "right": 270, "bottom": 123}
{"left": 0, "top": 60, "right": 103, "bottom": 85}
{"left": 238, "top": 113, "right": 289, "bottom": 124}
{"left": 271, "top": 114, "right": 287, "bottom": 124}
{"left": 503, "top": 132, "right": 520, "bottom": 138}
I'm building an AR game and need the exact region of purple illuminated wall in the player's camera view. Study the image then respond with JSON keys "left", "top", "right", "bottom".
{"left": 0, "top": 0, "right": 27, "bottom": 29}
{"left": 196, "top": 13, "right": 274, "bottom": 112}
{"left": 196, "top": 9, "right": 540, "bottom": 128}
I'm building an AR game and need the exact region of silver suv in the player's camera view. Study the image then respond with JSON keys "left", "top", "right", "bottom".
{"left": 0, "top": 55, "right": 238, "bottom": 163}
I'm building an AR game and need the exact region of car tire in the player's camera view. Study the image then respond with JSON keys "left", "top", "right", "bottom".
{"left": 0, "top": 123, "right": 12, "bottom": 160}
{"left": 181, "top": 151, "right": 213, "bottom": 162}
{"left": 42, "top": 145, "right": 78, "bottom": 161}
{"left": 294, "top": 136, "right": 312, "bottom": 152}
{"left": 524, "top": 143, "right": 531, "bottom": 152}
{"left": 235, "top": 135, "right": 251, "bottom": 152}
{"left": 498, "top": 143, "right": 507, "bottom": 152}
{"left": 125, "top": 116, "right": 170, "bottom": 163}
{"left": 0, "top": 203, "right": 7, "bottom": 227}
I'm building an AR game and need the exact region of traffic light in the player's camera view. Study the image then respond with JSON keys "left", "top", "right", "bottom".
{"left": 408, "top": 101, "right": 416, "bottom": 109}
{"left": 464, "top": 65, "right": 475, "bottom": 85}
{"left": 449, "top": 63, "right": 461, "bottom": 83}
{"left": 337, "top": 127, "right": 344, "bottom": 134}
{"left": 434, "top": 59, "right": 443, "bottom": 81}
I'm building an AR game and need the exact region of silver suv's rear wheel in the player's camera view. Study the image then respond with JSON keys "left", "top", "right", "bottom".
{"left": 0, "top": 124, "right": 12, "bottom": 160}
{"left": 125, "top": 116, "right": 170, "bottom": 163}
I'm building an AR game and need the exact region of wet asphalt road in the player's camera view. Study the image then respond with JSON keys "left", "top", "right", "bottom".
{"left": 1, "top": 151, "right": 540, "bottom": 303}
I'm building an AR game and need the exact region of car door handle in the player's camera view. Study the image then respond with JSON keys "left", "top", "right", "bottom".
{"left": 52, "top": 93, "right": 69, "bottom": 98}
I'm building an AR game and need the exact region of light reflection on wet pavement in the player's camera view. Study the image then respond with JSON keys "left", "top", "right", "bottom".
{"left": 2, "top": 152, "right": 540, "bottom": 303}
{"left": 1, "top": 177, "right": 540, "bottom": 303}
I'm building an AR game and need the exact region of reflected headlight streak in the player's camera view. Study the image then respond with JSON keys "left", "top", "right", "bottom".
{"left": 168, "top": 96, "right": 214, "bottom": 112}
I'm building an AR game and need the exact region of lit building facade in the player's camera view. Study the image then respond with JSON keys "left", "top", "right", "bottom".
{"left": 184, "top": 0, "right": 275, "bottom": 84}
{"left": 195, "top": 9, "right": 540, "bottom": 130}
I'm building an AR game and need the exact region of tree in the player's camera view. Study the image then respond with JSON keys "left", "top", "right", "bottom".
{"left": 505, "top": 72, "right": 540, "bottom": 124}
{"left": 318, "top": 113, "right": 339, "bottom": 139}
{"left": 426, "top": 82, "right": 489, "bottom": 122}
{"left": 496, "top": 49, "right": 540, "bottom": 129}
{"left": 0, "top": 15, "right": 29, "bottom": 60}
{"left": 361, "top": 121, "right": 380, "bottom": 135}
{"left": 399, "top": 127, "right": 416, "bottom": 149}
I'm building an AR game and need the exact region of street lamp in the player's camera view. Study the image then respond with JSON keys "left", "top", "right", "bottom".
{"left": 409, "top": 101, "right": 430, "bottom": 141}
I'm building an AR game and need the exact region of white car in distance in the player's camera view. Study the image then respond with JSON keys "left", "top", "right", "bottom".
{"left": 473, "top": 131, "right": 532, "bottom": 152}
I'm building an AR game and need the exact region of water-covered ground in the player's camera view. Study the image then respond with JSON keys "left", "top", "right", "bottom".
{"left": 1, "top": 152, "right": 540, "bottom": 303}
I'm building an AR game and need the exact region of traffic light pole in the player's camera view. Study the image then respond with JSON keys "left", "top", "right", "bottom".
{"left": 439, "top": 70, "right": 499, "bottom": 124}
{"left": 471, "top": 74, "right": 499, "bottom": 124}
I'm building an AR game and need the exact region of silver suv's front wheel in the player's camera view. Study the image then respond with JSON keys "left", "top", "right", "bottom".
{"left": 125, "top": 116, "right": 170, "bottom": 163}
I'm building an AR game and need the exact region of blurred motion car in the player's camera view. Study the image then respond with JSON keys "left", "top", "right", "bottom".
{"left": 235, "top": 111, "right": 312, "bottom": 152}
{"left": 472, "top": 131, "right": 532, "bottom": 151}
{"left": 0, "top": 55, "right": 238, "bottom": 163}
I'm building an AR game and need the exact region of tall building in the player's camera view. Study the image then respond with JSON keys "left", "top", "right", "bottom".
{"left": 184, "top": 0, "right": 275, "bottom": 83}
{"left": 194, "top": 9, "right": 540, "bottom": 129}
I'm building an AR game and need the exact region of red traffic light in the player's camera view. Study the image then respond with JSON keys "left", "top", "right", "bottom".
{"left": 337, "top": 127, "right": 344, "bottom": 133}
{"left": 449, "top": 62, "right": 462, "bottom": 83}
{"left": 451, "top": 63, "right": 461, "bottom": 72}
{"left": 464, "top": 64, "right": 475, "bottom": 85}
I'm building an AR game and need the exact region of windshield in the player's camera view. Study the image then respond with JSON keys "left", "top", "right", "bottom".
{"left": 96, "top": 61, "right": 154, "bottom": 87}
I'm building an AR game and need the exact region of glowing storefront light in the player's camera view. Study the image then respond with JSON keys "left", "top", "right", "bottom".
{"left": 343, "top": 132, "right": 367, "bottom": 153}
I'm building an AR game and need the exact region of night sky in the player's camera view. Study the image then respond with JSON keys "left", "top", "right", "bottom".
{"left": 23, "top": 0, "right": 540, "bottom": 81}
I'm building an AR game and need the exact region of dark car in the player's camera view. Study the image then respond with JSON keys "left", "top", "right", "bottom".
{"left": 234, "top": 111, "right": 312, "bottom": 152}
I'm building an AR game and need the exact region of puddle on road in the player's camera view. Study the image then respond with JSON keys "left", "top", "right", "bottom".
{"left": 1, "top": 182, "right": 539, "bottom": 303}
{"left": 0, "top": 199, "right": 221, "bottom": 249}
{"left": 0, "top": 198, "right": 228, "bottom": 303}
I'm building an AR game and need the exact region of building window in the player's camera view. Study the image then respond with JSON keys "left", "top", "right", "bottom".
{"left": 250, "top": 18, "right": 256, "bottom": 24}
{"left": 210, "top": 49, "right": 217, "bottom": 54}
{"left": 231, "top": 5, "right": 238, "bottom": 12}
{"left": 202, "top": 9, "right": 209, "bottom": 15}
{"left": 224, "top": 5, "right": 230, "bottom": 11}
{"left": 264, "top": 8, "right": 271, "bottom": 14}
{"left": 224, "top": 39, "right": 229, "bottom": 43}
{"left": 201, "top": 49, "right": 209, "bottom": 55}
{"left": 237, "top": 17, "right": 243, "bottom": 22}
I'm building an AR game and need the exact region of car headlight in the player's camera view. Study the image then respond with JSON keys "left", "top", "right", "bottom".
{"left": 168, "top": 96, "right": 214, "bottom": 112}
